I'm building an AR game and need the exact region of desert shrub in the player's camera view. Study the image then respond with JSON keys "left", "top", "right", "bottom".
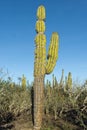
{"left": 0, "top": 80, "right": 32, "bottom": 124}
{"left": 0, "top": 70, "right": 87, "bottom": 129}
{"left": 62, "top": 86, "right": 87, "bottom": 129}
{"left": 44, "top": 78, "right": 87, "bottom": 129}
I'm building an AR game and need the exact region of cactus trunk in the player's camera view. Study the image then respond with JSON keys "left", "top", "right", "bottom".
{"left": 34, "top": 76, "right": 44, "bottom": 130}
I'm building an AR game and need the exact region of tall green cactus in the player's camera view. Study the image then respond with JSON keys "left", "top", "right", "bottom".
{"left": 21, "top": 74, "right": 26, "bottom": 90}
{"left": 60, "top": 69, "right": 64, "bottom": 87}
{"left": 67, "top": 72, "right": 72, "bottom": 89}
{"left": 33, "top": 5, "right": 59, "bottom": 130}
{"left": 65, "top": 72, "right": 72, "bottom": 91}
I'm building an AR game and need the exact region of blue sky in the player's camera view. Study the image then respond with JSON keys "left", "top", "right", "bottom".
{"left": 0, "top": 0, "right": 87, "bottom": 83}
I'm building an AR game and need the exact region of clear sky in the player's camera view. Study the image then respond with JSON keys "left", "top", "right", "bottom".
{"left": 0, "top": 0, "right": 87, "bottom": 83}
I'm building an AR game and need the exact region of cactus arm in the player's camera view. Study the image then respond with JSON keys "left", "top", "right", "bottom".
{"left": 46, "top": 32, "right": 59, "bottom": 74}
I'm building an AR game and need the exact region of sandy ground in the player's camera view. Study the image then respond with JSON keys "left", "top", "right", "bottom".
{"left": 0, "top": 113, "right": 81, "bottom": 130}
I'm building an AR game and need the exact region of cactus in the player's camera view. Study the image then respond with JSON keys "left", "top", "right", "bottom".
{"left": 60, "top": 69, "right": 64, "bottom": 87}
{"left": 52, "top": 74, "right": 55, "bottom": 87}
{"left": 65, "top": 72, "right": 72, "bottom": 91}
{"left": 10, "top": 82, "right": 14, "bottom": 88}
{"left": 67, "top": 72, "right": 72, "bottom": 89}
{"left": 21, "top": 74, "right": 26, "bottom": 90}
{"left": 52, "top": 74, "right": 58, "bottom": 88}
{"left": 33, "top": 5, "right": 59, "bottom": 130}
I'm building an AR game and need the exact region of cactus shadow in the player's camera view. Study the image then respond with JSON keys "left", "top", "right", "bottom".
{"left": 31, "top": 86, "right": 34, "bottom": 125}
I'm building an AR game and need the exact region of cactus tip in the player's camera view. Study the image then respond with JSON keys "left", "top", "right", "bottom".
{"left": 37, "top": 5, "right": 46, "bottom": 20}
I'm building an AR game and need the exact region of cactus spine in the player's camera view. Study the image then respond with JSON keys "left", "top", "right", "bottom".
{"left": 34, "top": 5, "right": 59, "bottom": 130}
